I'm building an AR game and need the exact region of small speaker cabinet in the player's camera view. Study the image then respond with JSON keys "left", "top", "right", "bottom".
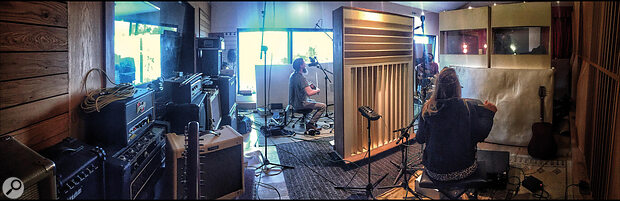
{"left": 0, "top": 136, "right": 56, "bottom": 200}
{"left": 166, "top": 125, "right": 244, "bottom": 200}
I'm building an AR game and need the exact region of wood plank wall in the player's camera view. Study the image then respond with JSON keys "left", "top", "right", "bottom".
{"left": 199, "top": 6, "right": 210, "bottom": 37}
{"left": 0, "top": 1, "right": 70, "bottom": 150}
{"left": 572, "top": 1, "right": 620, "bottom": 199}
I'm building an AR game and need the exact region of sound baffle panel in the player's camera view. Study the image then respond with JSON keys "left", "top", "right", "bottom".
{"left": 333, "top": 7, "right": 414, "bottom": 162}
{"left": 454, "top": 66, "right": 554, "bottom": 146}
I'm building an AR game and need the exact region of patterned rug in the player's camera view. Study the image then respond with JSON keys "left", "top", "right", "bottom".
{"left": 473, "top": 154, "right": 569, "bottom": 200}
{"left": 276, "top": 136, "right": 424, "bottom": 200}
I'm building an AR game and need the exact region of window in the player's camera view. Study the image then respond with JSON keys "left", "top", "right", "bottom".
{"left": 115, "top": 21, "right": 177, "bottom": 84}
{"left": 414, "top": 34, "right": 436, "bottom": 65}
{"left": 237, "top": 29, "right": 333, "bottom": 92}
{"left": 493, "top": 27, "right": 550, "bottom": 55}
{"left": 440, "top": 29, "right": 488, "bottom": 55}
{"left": 238, "top": 31, "right": 288, "bottom": 92}
{"left": 292, "top": 32, "right": 333, "bottom": 63}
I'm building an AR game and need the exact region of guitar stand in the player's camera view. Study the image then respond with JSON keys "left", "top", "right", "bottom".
{"left": 335, "top": 111, "right": 389, "bottom": 199}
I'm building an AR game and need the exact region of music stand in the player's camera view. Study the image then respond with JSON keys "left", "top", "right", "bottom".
{"left": 335, "top": 106, "right": 389, "bottom": 199}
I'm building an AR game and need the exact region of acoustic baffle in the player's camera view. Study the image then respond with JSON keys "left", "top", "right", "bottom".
{"left": 333, "top": 7, "right": 414, "bottom": 162}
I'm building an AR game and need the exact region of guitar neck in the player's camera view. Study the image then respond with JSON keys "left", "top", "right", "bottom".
{"left": 539, "top": 97, "right": 545, "bottom": 122}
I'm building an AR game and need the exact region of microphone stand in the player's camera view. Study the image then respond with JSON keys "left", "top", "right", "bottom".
{"left": 310, "top": 57, "right": 335, "bottom": 133}
{"left": 378, "top": 112, "right": 424, "bottom": 199}
{"left": 257, "top": 4, "right": 293, "bottom": 171}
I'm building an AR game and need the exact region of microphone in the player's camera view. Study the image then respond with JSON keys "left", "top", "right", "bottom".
{"left": 308, "top": 56, "right": 320, "bottom": 67}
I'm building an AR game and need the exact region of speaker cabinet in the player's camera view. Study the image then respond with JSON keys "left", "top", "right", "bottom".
{"left": 166, "top": 125, "right": 244, "bottom": 199}
{"left": 0, "top": 136, "right": 56, "bottom": 200}
{"left": 167, "top": 92, "right": 207, "bottom": 134}
{"left": 197, "top": 49, "right": 222, "bottom": 77}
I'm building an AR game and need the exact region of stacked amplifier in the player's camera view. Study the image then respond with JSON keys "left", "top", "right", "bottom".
{"left": 85, "top": 88, "right": 166, "bottom": 199}
{"left": 85, "top": 88, "right": 155, "bottom": 149}
{"left": 164, "top": 73, "right": 208, "bottom": 134}
{"left": 105, "top": 123, "right": 167, "bottom": 200}
{"left": 165, "top": 125, "right": 244, "bottom": 199}
{"left": 204, "top": 75, "right": 237, "bottom": 131}
{"left": 40, "top": 137, "right": 106, "bottom": 200}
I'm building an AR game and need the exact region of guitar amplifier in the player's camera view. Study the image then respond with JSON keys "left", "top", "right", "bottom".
{"left": 164, "top": 73, "right": 203, "bottom": 104}
{"left": 167, "top": 91, "right": 208, "bottom": 134}
{"left": 86, "top": 88, "right": 155, "bottom": 149}
{"left": 39, "top": 137, "right": 106, "bottom": 200}
{"left": 166, "top": 125, "right": 244, "bottom": 200}
{"left": 477, "top": 150, "right": 510, "bottom": 189}
{"left": 197, "top": 37, "right": 224, "bottom": 49}
{"left": 104, "top": 123, "right": 166, "bottom": 200}
{"left": 0, "top": 136, "right": 56, "bottom": 200}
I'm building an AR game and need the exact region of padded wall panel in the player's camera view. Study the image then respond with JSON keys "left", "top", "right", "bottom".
{"left": 455, "top": 66, "right": 554, "bottom": 146}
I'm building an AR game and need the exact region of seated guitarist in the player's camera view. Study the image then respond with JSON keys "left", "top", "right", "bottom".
{"left": 289, "top": 58, "right": 326, "bottom": 131}
{"left": 415, "top": 67, "right": 497, "bottom": 181}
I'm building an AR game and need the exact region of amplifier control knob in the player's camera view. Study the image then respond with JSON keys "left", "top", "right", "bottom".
{"left": 128, "top": 148, "right": 135, "bottom": 154}
{"left": 119, "top": 155, "right": 127, "bottom": 161}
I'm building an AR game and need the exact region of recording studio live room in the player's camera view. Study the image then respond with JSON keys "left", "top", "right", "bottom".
{"left": 2, "top": 1, "right": 620, "bottom": 200}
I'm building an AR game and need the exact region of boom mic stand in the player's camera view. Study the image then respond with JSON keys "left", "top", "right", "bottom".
{"left": 257, "top": 5, "right": 293, "bottom": 171}
{"left": 309, "top": 56, "right": 334, "bottom": 120}
{"left": 378, "top": 113, "right": 424, "bottom": 199}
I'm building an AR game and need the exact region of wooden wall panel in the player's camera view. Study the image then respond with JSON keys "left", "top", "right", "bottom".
{"left": 0, "top": 52, "right": 68, "bottom": 81}
{"left": 0, "top": 1, "right": 68, "bottom": 27}
{"left": 0, "top": 74, "right": 68, "bottom": 109}
{"left": 67, "top": 1, "right": 105, "bottom": 141}
{"left": 0, "top": 94, "right": 68, "bottom": 135}
{"left": 491, "top": 2, "right": 551, "bottom": 27}
{"left": 439, "top": 6, "right": 488, "bottom": 30}
{"left": 0, "top": 1, "right": 69, "bottom": 150}
{"left": 491, "top": 54, "right": 551, "bottom": 69}
{"left": 573, "top": 1, "right": 620, "bottom": 199}
{"left": 8, "top": 113, "right": 69, "bottom": 150}
{"left": 0, "top": 22, "right": 68, "bottom": 51}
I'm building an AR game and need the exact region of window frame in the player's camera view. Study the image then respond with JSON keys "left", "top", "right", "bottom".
{"left": 236, "top": 28, "right": 333, "bottom": 93}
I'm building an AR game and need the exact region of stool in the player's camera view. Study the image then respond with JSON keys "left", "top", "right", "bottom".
{"left": 285, "top": 105, "right": 313, "bottom": 129}
{"left": 419, "top": 162, "right": 488, "bottom": 200}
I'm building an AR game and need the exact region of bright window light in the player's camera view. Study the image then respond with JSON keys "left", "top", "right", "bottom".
{"left": 114, "top": 21, "right": 176, "bottom": 85}
{"left": 292, "top": 32, "right": 333, "bottom": 63}
{"left": 238, "top": 31, "right": 288, "bottom": 92}
{"left": 414, "top": 35, "right": 429, "bottom": 44}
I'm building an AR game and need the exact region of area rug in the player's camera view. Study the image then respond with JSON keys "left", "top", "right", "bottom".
{"left": 276, "top": 136, "right": 423, "bottom": 200}
{"left": 475, "top": 154, "right": 569, "bottom": 200}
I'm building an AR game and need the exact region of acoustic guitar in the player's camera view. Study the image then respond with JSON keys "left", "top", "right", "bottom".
{"left": 528, "top": 86, "right": 557, "bottom": 160}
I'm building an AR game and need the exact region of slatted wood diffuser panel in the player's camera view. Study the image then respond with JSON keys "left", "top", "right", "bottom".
{"left": 333, "top": 7, "right": 414, "bottom": 162}
{"left": 574, "top": 1, "right": 620, "bottom": 199}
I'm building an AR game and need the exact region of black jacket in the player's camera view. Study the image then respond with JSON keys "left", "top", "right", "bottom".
{"left": 415, "top": 98, "right": 495, "bottom": 174}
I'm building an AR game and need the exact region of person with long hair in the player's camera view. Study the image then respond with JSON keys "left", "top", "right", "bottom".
{"left": 415, "top": 67, "right": 498, "bottom": 181}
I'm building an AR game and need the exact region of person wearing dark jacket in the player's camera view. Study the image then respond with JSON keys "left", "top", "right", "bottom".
{"left": 415, "top": 67, "right": 497, "bottom": 181}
